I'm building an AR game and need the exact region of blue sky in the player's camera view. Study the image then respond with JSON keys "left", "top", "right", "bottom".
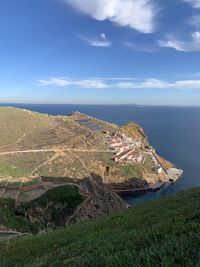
{"left": 1, "top": 0, "right": 200, "bottom": 105}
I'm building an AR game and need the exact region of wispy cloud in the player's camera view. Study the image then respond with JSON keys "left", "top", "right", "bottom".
{"left": 39, "top": 77, "right": 72, "bottom": 87}
{"left": 74, "top": 79, "right": 108, "bottom": 88}
{"left": 158, "top": 31, "right": 200, "bottom": 52}
{"left": 64, "top": 0, "right": 157, "bottom": 33}
{"left": 82, "top": 33, "right": 111, "bottom": 47}
{"left": 91, "top": 77, "right": 137, "bottom": 81}
{"left": 191, "top": 72, "right": 200, "bottom": 77}
{"left": 116, "top": 79, "right": 200, "bottom": 90}
{"left": 39, "top": 77, "right": 200, "bottom": 90}
{"left": 183, "top": 0, "right": 200, "bottom": 8}
{"left": 39, "top": 77, "right": 108, "bottom": 89}
{"left": 124, "top": 41, "right": 158, "bottom": 52}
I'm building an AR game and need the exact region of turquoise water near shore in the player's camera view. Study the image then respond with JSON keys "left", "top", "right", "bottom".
{"left": 1, "top": 103, "right": 200, "bottom": 205}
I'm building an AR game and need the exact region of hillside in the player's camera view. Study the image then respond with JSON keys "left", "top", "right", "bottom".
{"left": 0, "top": 107, "right": 178, "bottom": 184}
{"left": 1, "top": 188, "right": 200, "bottom": 267}
{"left": 0, "top": 107, "right": 182, "bottom": 232}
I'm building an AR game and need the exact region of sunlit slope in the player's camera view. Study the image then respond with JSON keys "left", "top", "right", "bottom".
{"left": 0, "top": 107, "right": 109, "bottom": 152}
{"left": 0, "top": 107, "right": 176, "bottom": 199}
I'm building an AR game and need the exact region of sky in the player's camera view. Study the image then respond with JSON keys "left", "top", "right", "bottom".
{"left": 1, "top": 0, "right": 200, "bottom": 105}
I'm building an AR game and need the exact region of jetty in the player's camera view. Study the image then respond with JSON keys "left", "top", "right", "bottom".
{"left": 167, "top": 168, "right": 183, "bottom": 182}
{"left": 114, "top": 181, "right": 166, "bottom": 196}
{"left": 150, "top": 181, "right": 166, "bottom": 191}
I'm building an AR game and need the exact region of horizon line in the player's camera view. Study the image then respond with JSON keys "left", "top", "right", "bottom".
{"left": 0, "top": 102, "right": 200, "bottom": 108}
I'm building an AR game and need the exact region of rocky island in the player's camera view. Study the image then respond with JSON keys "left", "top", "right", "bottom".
{"left": 0, "top": 107, "right": 182, "bottom": 235}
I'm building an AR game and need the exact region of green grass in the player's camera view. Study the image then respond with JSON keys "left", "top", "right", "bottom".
{"left": 120, "top": 164, "right": 143, "bottom": 178}
{"left": 41, "top": 176, "right": 71, "bottom": 184}
{"left": 0, "top": 198, "right": 36, "bottom": 233}
{"left": 0, "top": 152, "right": 54, "bottom": 178}
{"left": 0, "top": 185, "right": 84, "bottom": 235}
{"left": 18, "top": 185, "right": 84, "bottom": 230}
{"left": 104, "top": 155, "right": 156, "bottom": 179}
{"left": 22, "top": 185, "right": 84, "bottom": 209}
{"left": 143, "top": 155, "right": 155, "bottom": 170}
{"left": 0, "top": 166, "right": 20, "bottom": 178}
{"left": 1, "top": 188, "right": 200, "bottom": 266}
{"left": 21, "top": 180, "right": 40, "bottom": 188}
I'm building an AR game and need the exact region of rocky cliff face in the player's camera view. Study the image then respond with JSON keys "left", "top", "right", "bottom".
{"left": 121, "top": 122, "right": 149, "bottom": 147}
{"left": 15, "top": 174, "right": 127, "bottom": 233}
{"left": 67, "top": 174, "right": 127, "bottom": 226}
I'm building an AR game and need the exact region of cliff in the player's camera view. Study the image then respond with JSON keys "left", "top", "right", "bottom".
{"left": 121, "top": 121, "right": 149, "bottom": 147}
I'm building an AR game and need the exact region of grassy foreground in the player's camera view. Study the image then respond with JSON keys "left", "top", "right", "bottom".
{"left": 1, "top": 188, "right": 200, "bottom": 267}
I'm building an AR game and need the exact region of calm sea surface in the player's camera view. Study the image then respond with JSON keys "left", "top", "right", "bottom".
{"left": 1, "top": 103, "right": 200, "bottom": 205}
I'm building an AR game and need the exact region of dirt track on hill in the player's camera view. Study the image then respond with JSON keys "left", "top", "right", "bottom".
{"left": 0, "top": 148, "right": 110, "bottom": 156}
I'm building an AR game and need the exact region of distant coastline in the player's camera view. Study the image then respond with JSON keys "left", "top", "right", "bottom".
{"left": 1, "top": 102, "right": 200, "bottom": 108}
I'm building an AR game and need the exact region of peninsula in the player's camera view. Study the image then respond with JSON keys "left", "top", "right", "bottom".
{"left": 0, "top": 107, "right": 182, "bottom": 234}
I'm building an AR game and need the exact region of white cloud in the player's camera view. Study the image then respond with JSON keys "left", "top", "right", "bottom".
{"left": 117, "top": 79, "right": 168, "bottom": 89}
{"left": 64, "top": 0, "right": 157, "bottom": 33}
{"left": 124, "top": 41, "right": 157, "bottom": 52}
{"left": 82, "top": 33, "right": 111, "bottom": 47}
{"left": 116, "top": 79, "right": 200, "bottom": 90}
{"left": 38, "top": 77, "right": 72, "bottom": 87}
{"left": 183, "top": 0, "right": 200, "bottom": 8}
{"left": 38, "top": 77, "right": 108, "bottom": 89}
{"left": 101, "top": 77, "right": 136, "bottom": 81}
{"left": 74, "top": 79, "right": 108, "bottom": 88}
{"left": 173, "top": 79, "right": 200, "bottom": 89}
{"left": 39, "top": 77, "right": 200, "bottom": 90}
{"left": 158, "top": 31, "right": 200, "bottom": 52}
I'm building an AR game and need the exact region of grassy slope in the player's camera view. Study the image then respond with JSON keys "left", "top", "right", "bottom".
{"left": 1, "top": 188, "right": 200, "bottom": 267}
{"left": 0, "top": 107, "right": 51, "bottom": 147}
{"left": 0, "top": 107, "right": 159, "bottom": 182}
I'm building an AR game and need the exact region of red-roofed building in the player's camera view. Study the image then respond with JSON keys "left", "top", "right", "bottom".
{"left": 112, "top": 149, "right": 132, "bottom": 162}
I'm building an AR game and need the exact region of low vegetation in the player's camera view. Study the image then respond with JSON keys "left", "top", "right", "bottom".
{"left": 0, "top": 185, "right": 84, "bottom": 234}
{"left": 16, "top": 185, "right": 84, "bottom": 231}
{"left": 22, "top": 185, "right": 84, "bottom": 209}
{"left": 105, "top": 154, "right": 155, "bottom": 180}
{"left": 0, "top": 198, "right": 35, "bottom": 233}
{"left": 1, "top": 188, "right": 200, "bottom": 267}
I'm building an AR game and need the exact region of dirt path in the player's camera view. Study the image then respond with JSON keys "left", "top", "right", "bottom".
{"left": 0, "top": 148, "right": 110, "bottom": 156}
{"left": 30, "top": 153, "right": 60, "bottom": 176}
{"left": 0, "top": 129, "right": 34, "bottom": 150}
{"left": 65, "top": 196, "right": 92, "bottom": 226}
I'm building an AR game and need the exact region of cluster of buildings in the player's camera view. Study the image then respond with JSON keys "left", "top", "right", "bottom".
{"left": 106, "top": 132, "right": 167, "bottom": 176}
{"left": 107, "top": 132, "right": 143, "bottom": 164}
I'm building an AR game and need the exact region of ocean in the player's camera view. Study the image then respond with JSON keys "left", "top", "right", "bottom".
{"left": 1, "top": 103, "right": 200, "bottom": 205}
